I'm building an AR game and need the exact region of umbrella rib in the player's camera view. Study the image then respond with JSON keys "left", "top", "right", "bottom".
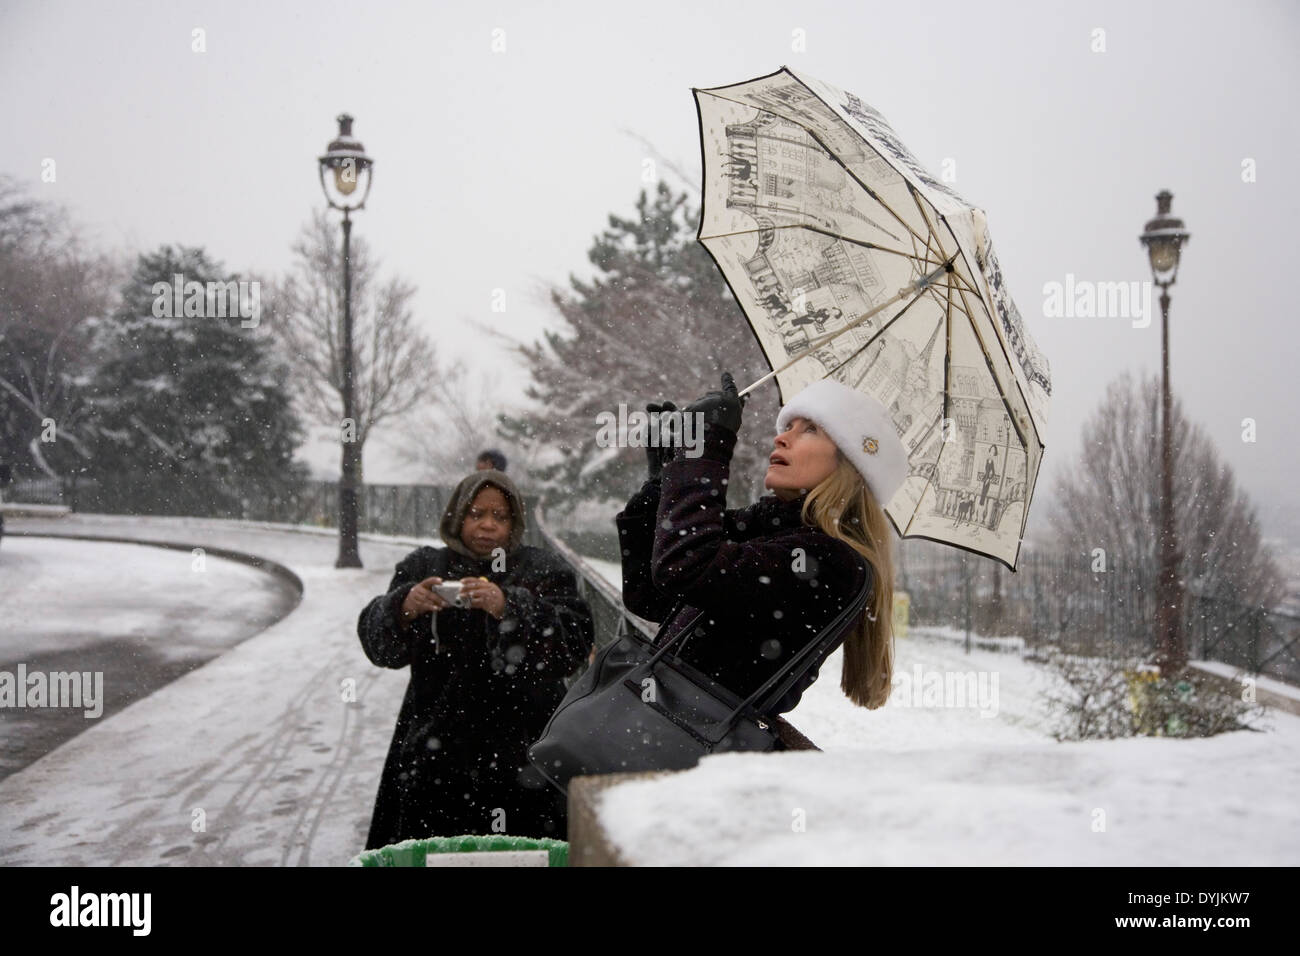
{"left": 704, "top": 84, "right": 994, "bottom": 330}
{"left": 738, "top": 259, "right": 952, "bottom": 396}
{"left": 908, "top": 184, "right": 955, "bottom": 273}
{"left": 942, "top": 262, "right": 983, "bottom": 298}
{"left": 954, "top": 279, "right": 1031, "bottom": 454}
{"left": 907, "top": 276, "right": 958, "bottom": 540}
{"left": 943, "top": 273, "right": 955, "bottom": 437}
{"left": 812, "top": 273, "right": 945, "bottom": 385}
{"left": 951, "top": 264, "right": 1050, "bottom": 455}
{"left": 745, "top": 74, "right": 972, "bottom": 269}
{"left": 700, "top": 222, "right": 920, "bottom": 266}
{"left": 806, "top": 138, "right": 932, "bottom": 247}
{"left": 703, "top": 87, "right": 935, "bottom": 248}
{"left": 935, "top": 280, "right": 974, "bottom": 321}
{"left": 951, "top": 274, "right": 1045, "bottom": 549}
{"left": 887, "top": 286, "right": 961, "bottom": 529}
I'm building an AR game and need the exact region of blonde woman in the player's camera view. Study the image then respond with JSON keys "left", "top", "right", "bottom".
{"left": 618, "top": 374, "right": 904, "bottom": 716}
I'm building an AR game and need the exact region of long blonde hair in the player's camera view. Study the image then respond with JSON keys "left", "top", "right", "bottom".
{"left": 800, "top": 453, "right": 896, "bottom": 709}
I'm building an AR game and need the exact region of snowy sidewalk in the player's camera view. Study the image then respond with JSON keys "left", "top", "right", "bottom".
{"left": 0, "top": 515, "right": 422, "bottom": 866}
{"left": 4, "top": 515, "right": 1297, "bottom": 866}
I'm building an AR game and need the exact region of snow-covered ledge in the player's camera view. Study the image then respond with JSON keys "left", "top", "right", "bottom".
{"left": 575, "top": 732, "right": 1300, "bottom": 866}
{"left": 1, "top": 502, "right": 70, "bottom": 518}
{"left": 1189, "top": 660, "right": 1300, "bottom": 717}
{"left": 563, "top": 627, "right": 1300, "bottom": 866}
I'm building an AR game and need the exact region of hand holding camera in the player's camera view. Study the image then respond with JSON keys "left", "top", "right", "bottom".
{"left": 400, "top": 576, "right": 504, "bottom": 621}
{"left": 401, "top": 576, "right": 457, "bottom": 621}
{"left": 432, "top": 581, "right": 472, "bottom": 609}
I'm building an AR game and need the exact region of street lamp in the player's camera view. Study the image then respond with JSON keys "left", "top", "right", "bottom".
{"left": 1139, "top": 190, "right": 1190, "bottom": 672}
{"left": 318, "top": 113, "right": 374, "bottom": 568}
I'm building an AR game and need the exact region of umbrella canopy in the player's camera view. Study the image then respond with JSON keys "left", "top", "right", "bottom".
{"left": 693, "top": 66, "right": 1052, "bottom": 570}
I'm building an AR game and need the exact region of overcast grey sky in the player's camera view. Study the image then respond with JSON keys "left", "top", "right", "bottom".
{"left": 3, "top": 0, "right": 1297, "bottom": 541}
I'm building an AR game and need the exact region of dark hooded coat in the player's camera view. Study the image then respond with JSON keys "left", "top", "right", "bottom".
{"left": 616, "top": 428, "right": 872, "bottom": 716}
{"left": 357, "top": 470, "right": 594, "bottom": 848}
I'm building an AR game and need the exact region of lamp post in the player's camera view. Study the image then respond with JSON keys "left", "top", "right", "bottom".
{"left": 1139, "top": 190, "right": 1190, "bottom": 673}
{"left": 318, "top": 113, "right": 374, "bottom": 568}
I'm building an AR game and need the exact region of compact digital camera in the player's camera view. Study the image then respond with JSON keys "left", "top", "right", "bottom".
{"left": 432, "top": 581, "right": 471, "bottom": 609}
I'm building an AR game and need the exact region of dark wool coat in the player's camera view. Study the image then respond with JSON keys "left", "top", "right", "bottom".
{"left": 357, "top": 472, "right": 594, "bottom": 849}
{"left": 616, "top": 427, "right": 872, "bottom": 716}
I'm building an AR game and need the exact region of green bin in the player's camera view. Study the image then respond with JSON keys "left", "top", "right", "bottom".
{"left": 348, "top": 834, "right": 568, "bottom": 867}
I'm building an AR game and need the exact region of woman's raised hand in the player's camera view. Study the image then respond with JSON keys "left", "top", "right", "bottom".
{"left": 645, "top": 400, "right": 679, "bottom": 479}
{"left": 684, "top": 371, "right": 746, "bottom": 437}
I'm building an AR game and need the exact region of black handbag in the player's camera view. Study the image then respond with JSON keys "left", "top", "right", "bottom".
{"left": 527, "top": 565, "right": 871, "bottom": 795}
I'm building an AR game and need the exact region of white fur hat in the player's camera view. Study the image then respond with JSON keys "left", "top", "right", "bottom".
{"left": 775, "top": 379, "right": 909, "bottom": 505}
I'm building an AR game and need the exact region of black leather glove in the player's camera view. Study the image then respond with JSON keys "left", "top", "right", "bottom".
{"left": 645, "top": 400, "right": 678, "bottom": 480}
{"left": 683, "top": 371, "right": 747, "bottom": 438}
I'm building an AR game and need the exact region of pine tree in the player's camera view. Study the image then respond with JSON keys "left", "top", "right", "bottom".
{"left": 81, "top": 245, "right": 308, "bottom": 516}
{"left": 501, "top": 182, "right": 779, "bottom": 513}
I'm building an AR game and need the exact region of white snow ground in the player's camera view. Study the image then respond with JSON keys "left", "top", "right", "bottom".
{"left": 0, "top": 515, "right": 1295, "bottom": 866}
{"left": 0, "top": 535, "right": 292, "bottom": 663}
{"left": 0, "top": 515, "right": 421, "bottom": 866}
{"left": 574, "top": 555, "right": 1300, "bottom": 866}
{"left": 0, "top": 535, "right": 300, "bottom": 780}
{"left": 592, "top": 626, "right": 1300, "bottom": 865}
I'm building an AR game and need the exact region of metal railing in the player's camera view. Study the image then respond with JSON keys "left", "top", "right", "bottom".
{"left": 532, "top": 504, "right": 655, "bottom": 646}
{"left": 8, "top": 474, "right": 1296, "bottom": 686}
{"left": 897, "top": 540, "right": 1300, "bottom": 685}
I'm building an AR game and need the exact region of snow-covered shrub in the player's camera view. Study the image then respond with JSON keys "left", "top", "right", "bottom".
{"left": 1040, "top": 651, "right": 1269, "bottom": 741}
{"left": 1127, "top": 668, "right": 1269, "bottom": 739}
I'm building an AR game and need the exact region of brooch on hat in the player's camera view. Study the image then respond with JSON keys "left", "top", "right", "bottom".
{"left": 863, "top": 437, "right": 879, "bottom": 454}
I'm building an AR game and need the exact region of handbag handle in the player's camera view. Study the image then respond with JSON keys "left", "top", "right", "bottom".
{"left": 636, "top": 602, "right": 707, "bottom": 669}
{"left": 747, "top": 559, "right": 872, "bottom": 715}
{"left": 641, "top": 559, "right": 872, "bottom": 744}
{"left": 704, "top": 559, "right": 871, "bottom": 742}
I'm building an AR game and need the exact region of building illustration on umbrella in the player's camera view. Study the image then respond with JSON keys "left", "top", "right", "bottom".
{"left": 694, "top": 66, "right": 1052, "bottom": 569}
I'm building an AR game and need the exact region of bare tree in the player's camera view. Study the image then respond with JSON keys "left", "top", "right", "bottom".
{"left": 386, "top": 356, "right": 541, "bottom": 487}
{"left": 0, "top": 175, "right": 120, "bottom": 478}
{"left": 1047, "top": 369, "right": 1286, "bottom": 616}
{"left": 264, "top": 210, "right": 440, "bottom": 482}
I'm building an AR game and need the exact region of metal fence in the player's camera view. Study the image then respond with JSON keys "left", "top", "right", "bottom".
{"left": 7, "top": 474, "right": 1296, "bottom": 685}
{"left": 532, "top": 509, "right": 654, "bottom": 647}
{"left": 896, "top": 540, "right": 1300, "bottom": 685}
{"left": 4, "top": 475, "right": 531, "bottom": 543}
{"left": 7, "top": 477, "right": 72, "bottom": 507}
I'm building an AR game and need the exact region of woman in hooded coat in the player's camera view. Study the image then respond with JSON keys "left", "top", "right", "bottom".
{"left": 617, "top": 374, "right": 905, "bottom": 718}
{"left": 357, "top": 469, "right": 594, "bottom": 848}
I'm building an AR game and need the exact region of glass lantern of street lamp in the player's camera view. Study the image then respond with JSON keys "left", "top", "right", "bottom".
{"left": 1139, "top": 190, "right": 1190, "bottom": 287}
{"left": 318, "top": 113, "right": 374, "bottom": 211}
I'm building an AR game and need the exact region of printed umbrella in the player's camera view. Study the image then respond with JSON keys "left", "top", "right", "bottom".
{"left": 693, "top": 66, "right": 1052, "bottom": 570}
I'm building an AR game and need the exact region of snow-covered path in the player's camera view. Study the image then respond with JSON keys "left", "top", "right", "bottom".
{"left": 0, "top": 515, "right": 420, "bottom": 866}
{"left": 0, "top": 534, "right": 300, "bottom": 780}
{"left": 1, "top": 516, "right": 1296, "bottom": 867}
